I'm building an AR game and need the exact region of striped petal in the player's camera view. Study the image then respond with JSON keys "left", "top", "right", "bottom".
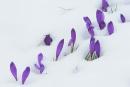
{"left": 83, "top": 16, "right": 92, "bottom": 29}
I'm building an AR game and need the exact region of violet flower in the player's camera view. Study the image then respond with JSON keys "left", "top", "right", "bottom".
{"left": 107, "top": 21, "right": 114, "bottom": 35}
{"left": 85, "top": 38, "right": 101, "bottom": 61}
{"left": 88, "top": 26, "right": 95, "bottom": 37}
{"left": 68, "top": 28, "right": 76, "bottom": 53}
{"left": 120, "top": 14, "right": 126, "bottom": 23}
{"left": 10, "top": 62, "right": 18, "bottom": 81}
{"left": 101, "top": 0, "right": 109, "bottom": 12}
{"left": 34, "top": 53, "right": 45, "bottom": 74}
{"left": 94, "top": 40, "right": 100, "bottom": 58}
{"left": 22, "top": 67, "right": 30, "bottom": 85}
{"left": 44, "top": 34, "right": 53, "bottom": 46}
{"left": 56, "top": 39, "right": 64, "bottom": 61}
{"left": 83, "top": 16, "right": 92, "bottom": 29}
{"left": 96, "top": 10, "right": 106, "bottom": 30}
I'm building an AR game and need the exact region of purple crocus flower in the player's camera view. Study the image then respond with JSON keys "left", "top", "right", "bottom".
{"left": 94, "top": 40, "right": 100, "bottom": 58}
{"left": 68, "top": 28, "right": 76, "bottom": 52}
{"left": 56, "top": 39, "right": 64, "bottom": 61}
{"left": 107, "top": 21, "right": 114, "bottom": 35}
{"left": 101, "top": 0, "right": 109, "bottom": 12}
{"left": 88, "top": 26, "right": 95, "bottom": 37}
{"left": 96, "top": 10, "right": 106, "bottom": 30}
{"left": 83, "top": 17, "right": 92, "bottom": 29}
{"left": 34, "top": 53, "right": 45, "bottom": 74}
{"left": 44, "top": 34, "right": 53, "bottom": 46}
{"left": 120, "top": 14, "right": 126, "bottom": 23}
{"left": 89, "top": 37, "right": 95, "bottom": 55}
{"left": 22, "top": 67, "right": 30, "bottom": 85}
{"left": 10, "top": 62, "right": 18, "bottom": 81}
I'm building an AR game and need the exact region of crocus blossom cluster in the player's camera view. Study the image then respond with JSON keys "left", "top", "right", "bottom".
{"left": 10, "top": 62, "right": 30, "bottom": 85}
{"left": 68, "top": 28, "right": 76, "bottom": 53}
{"left": 85, "top": 37, "right": 101, "bottom": 61}
{"left": 34, "top": 53, "right": 45, "bottom": 74}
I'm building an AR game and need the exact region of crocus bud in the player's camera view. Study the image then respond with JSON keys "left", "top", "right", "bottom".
{"left": 10, "top": 62, "right": 18, "bottom": 81}
{"left": 44, "top": 34, "right": 53, "bottom": 46}
{"left": 56, "top": 39, "right": 64, "bottom": 61}
{"left": 107, "top": 21, "right": 114, "bottom": 35}
{"left": 101, "top": 0, "right": 109, "bottom": 12}
{"left": 22, "top": 67, "right": 30, "bottom": 85}
{"left": 96, "top": 10, "right": 106, "bottom": 30}
{"left": 120, "top": 14, "right": 126, "bottom": 23}
{"left": 94, "top": 40, "right": 100, "bottom": 58}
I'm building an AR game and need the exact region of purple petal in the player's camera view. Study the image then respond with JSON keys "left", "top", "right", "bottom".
{"left": 102, "top": 0, "right": 109, "bottom": 12}
{"left": 22, "top": 67, "right": 30, "bottom": 85}
{"left": 83, "top": 17, "right": 92, "bottom": 29}
{"left": 71, "top": 28, "right": 76, "bottom": 46}
{"left": 10, "top": 62, "right": 17, "bottom": 81}
{"left": 107, "top": 21, "right": 114, "bottom": 35}
{"left": 89, "top": 37, "right": 95, "bottom": 55}
{"left": 120, "top": 14, "right": 126, "bottom": 23}
{"left": 34, "top": 64, "right": 45, "bottom": 74}
{"left": 94, "top": 40, "right": 100, "bottom": 58}
{"left": 44, "top": 34, "right": 53, "bottom": 46}
{"left": 99, "top": 21, "right": 106, "bottom": 30}
{"left": 88, "top": 26, "right": 94, "bottom": 37}
{"left": 68, "top": 39, "right": 72, "bottom": 46}
{"left": 56, "top": 39, "right": 64, "bottom": 61}
{"left": 39, "top": 64, "right": 45, "bottom": 74}
{"left": 96, "top": 10, "right": 106, "bottom": 29}
{"left": 38, "top": 53, "right": 43, "bottom": 65}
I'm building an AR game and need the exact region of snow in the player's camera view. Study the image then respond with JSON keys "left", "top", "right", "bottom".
{"left": 0, "top": 0, "right": 130, "bottom": 87}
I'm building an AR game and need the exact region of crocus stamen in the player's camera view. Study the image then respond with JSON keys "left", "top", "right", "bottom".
{"left": 56, "top": 39, "right": 64, "bottom": 61}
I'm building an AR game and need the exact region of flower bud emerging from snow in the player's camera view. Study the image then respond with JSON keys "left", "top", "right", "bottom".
{"left": 83, "top": 16, "right": 92, "bottom": 29}
{"left": 88, "top": 26, "right": 95, "bottom": 37}
{"left": 44, "top": 34, "right": 53, "bottom": 46}
{"left": 101, "top": 0, "right": 109, "bottom": 12}
{"left": 68, "top": 28, "right": 76, "bottom": 53}
{"left": 107, "top": 21, "right": 114, "bottom": 35}
{"left": 120, "top": 14, "right": 126, "bottom": 23}
{"left": 85, "top": 38, "right": 101, "bottom": 61}
{"left": 56, "top": 39, "right": 64, "bottom": 61}
{"left": 10, "top": 62, "right": 18, "bottom": 81}
{"left": 96, "top": 10, "right": 106, "bottom": 30}
{"left": 34, "top": 53, "right": 45, "bottom": 74}
{"left": 22, "top": 67, "right": 30, "bottom": 85}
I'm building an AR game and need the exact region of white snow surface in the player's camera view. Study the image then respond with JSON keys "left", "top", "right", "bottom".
{"left": 0, "top": 0, "right": 130, "bottom": 87}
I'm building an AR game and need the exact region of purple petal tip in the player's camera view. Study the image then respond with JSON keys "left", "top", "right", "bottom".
{"left": 10, "top": 62, "right": 17, "bottom": 81}
{"left": 107, "top": 21, "right": 114, "bottom": 35}
{"left": 22, "top": 67, "right": 30, "bottom": 85}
